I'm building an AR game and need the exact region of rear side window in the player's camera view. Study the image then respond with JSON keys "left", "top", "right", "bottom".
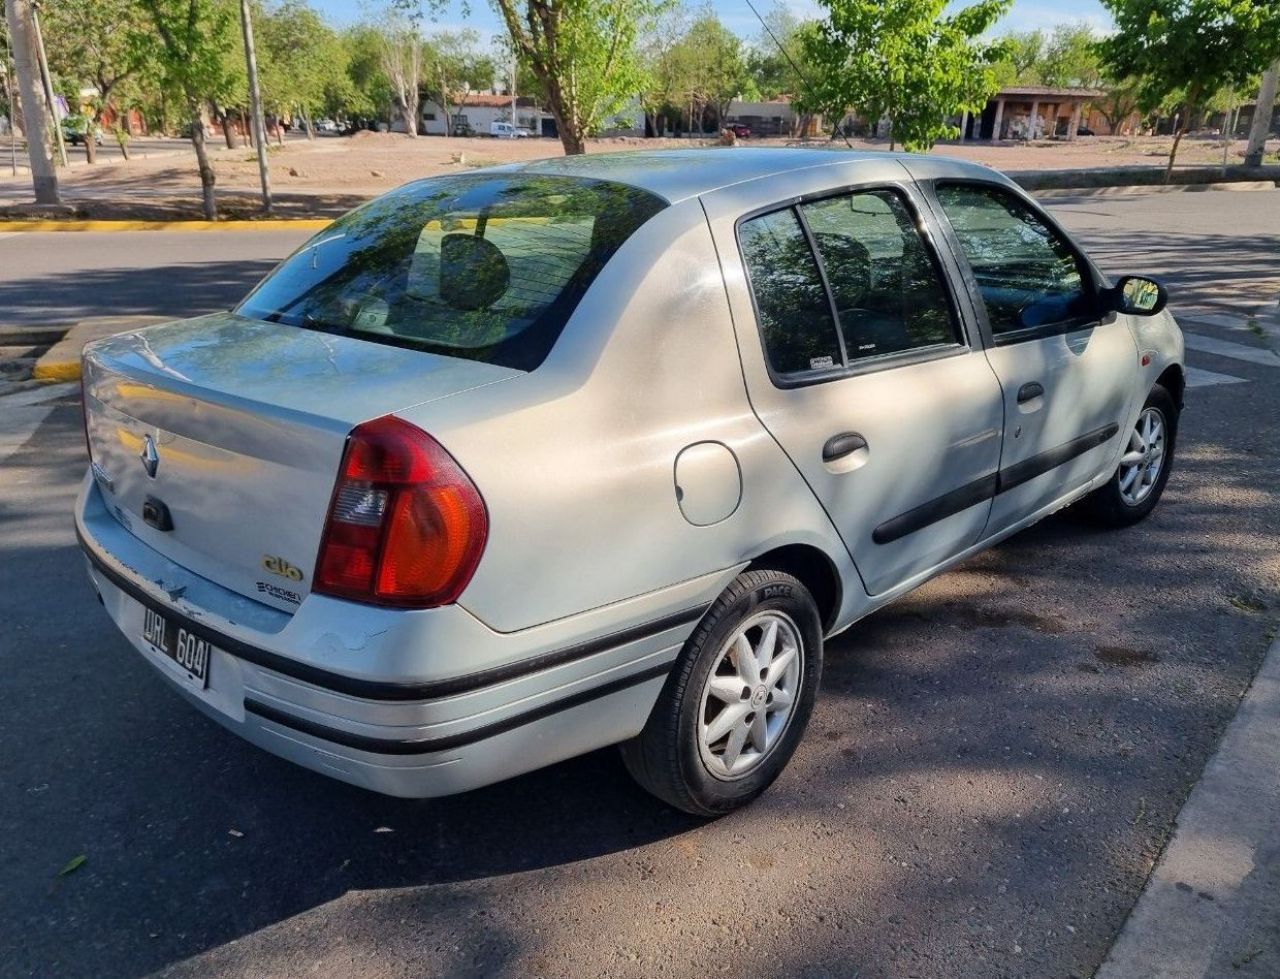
{"left": 237, "top": 175, "right": 666, "bottom": 371}
{"left": 738, "top": 208, "right": 844, "bottom": 375}
{"left": 739, "top": 187, "right": 959, "bottom": 381}
{"left": 799, "top": 190, "right": 958, "bottom": 360}
{"left": 934, "top": 183, "right": 1093, "bottom": 338}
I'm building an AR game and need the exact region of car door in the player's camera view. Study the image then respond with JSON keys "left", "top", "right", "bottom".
{"left": 921, "top": 180, "right": 1139, "bottom": 537}
{"left": 704, "top": 174, "right": 1006, "bottom": 597}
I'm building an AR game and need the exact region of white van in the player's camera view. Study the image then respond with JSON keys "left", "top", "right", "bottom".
{"left": 490, "top": 121, "right": 531, "bottom": 139}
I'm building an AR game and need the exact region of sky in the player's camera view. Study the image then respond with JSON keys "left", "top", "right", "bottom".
{"left": 308, "top": 0, "right": 1114, "bottom": 48}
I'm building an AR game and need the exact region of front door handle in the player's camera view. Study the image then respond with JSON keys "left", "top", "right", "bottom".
{"left": 1016, "top": 382, "right": 1045, "bottom": 404}
{"left": 823, "top": 432, "right": 869, "bottom": 463}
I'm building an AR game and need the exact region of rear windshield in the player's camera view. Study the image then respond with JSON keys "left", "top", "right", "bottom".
{"left": 237, "top": 174, "right": 666, "bottom": 371}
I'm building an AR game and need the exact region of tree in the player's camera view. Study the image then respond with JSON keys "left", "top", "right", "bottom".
{"left": 745, "top": 8, "right": 816, "bottom": 101}
{"left": 135, "top": 0, "right": 239, "bottom": 219}
{"left": 4, "top": 0, "right": 58, "bottom": 203}
{"left": 1097, "top": 0, "right": 1280, "bottom": 177}
{"left": 998, "top": 29, "right": 1045, "bottom": 84}
{"left": 421, "top": 30, "right": 494, "bottom": 137}
{"left": 799, "top": 0, "right": 1011, "bottom": 151}
{"left": 341, "top": 25, "right": 394, "bottom": 123}
{"left": 491, "top": 0, "right": 666, "bottom": 155}
{"left": 665, "top": 11, "right": 756, "bottom": 131}
{"left": 40, "top": 0, "right": 152, "bottom": 164}
{"left": 1094, "top": 74, "right": 1143, "bottom": 134}
{"left": 257, "top": 0, "right": 347, "bottom": 137}
{"left": 373, "top": 4, "right": 424, "bottom": 136}
{"left": 1040, "top": 23, "right": 1103, "bottom": 89}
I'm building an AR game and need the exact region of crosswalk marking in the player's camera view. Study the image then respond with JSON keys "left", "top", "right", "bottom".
{"left": 1183, "top": 332, "right": 1280, "bottom": 368}
{"left": 1185, "top": 366, "right": 1249, "bottom": 389}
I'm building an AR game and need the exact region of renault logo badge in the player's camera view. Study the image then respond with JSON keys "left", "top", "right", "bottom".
{"left": 140, "top": 433, "right": 159, "bottom": 478}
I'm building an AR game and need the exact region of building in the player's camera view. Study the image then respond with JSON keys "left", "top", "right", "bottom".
{"left": 963, "top": 86, "right": 1105, "bottom": 141}
{"left": 420, "top": 93, "right": 545, "bottom": 137}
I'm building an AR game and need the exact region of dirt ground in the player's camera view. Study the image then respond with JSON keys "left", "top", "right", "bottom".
{"left": 0, "top": 130, "right": 1274, "bottom": 220}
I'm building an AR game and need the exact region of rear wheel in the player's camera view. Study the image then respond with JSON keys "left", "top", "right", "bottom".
{"left": 1085, "top": 384, "right": 1178, "bottom": 526}
{"left": 621, "top": 569, "right": 823, "bottom": 816}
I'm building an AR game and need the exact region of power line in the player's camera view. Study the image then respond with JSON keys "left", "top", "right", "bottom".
{"left": 742, "top": 0, "right": 853, "bottom": 149}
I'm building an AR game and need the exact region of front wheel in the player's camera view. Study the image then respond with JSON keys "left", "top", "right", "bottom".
{"left": 621, "top": 569, "right": 823, "bottom": 816}
{"left": 1085, "top": 384, "right": 1178, "bottom": 526}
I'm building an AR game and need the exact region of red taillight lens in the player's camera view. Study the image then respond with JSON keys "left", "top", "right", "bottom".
{"left": 314, "top": 416, "right": 488, "bottom": 608}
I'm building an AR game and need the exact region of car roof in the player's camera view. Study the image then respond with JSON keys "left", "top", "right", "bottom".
{"left": 501, "top": 147, "right": 999, "bottom": 203}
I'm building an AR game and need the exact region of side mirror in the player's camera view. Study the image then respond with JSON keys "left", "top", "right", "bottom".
{"left": 1109, "top": 275, "right": 1168, "bottom": 317}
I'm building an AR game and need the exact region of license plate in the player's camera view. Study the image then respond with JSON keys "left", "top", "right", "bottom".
{"left": 141, "top": 607, "right": 212, "bottom": 687}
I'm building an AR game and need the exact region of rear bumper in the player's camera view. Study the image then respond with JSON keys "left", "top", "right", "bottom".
{"left": 76, "top": 474, "right": 719, "bottom": 797}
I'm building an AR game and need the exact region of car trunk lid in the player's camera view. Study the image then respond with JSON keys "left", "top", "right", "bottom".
{"left": 82, "top": 312, "right": 520, "bottom": 612}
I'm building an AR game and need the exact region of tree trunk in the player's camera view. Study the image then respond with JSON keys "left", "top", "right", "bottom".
{"left": 301, "top": 108, "right": 315, "bottom": 140}
{"left": 399, "top": 101, "right": 418, "bottom": 137}
{"left": 84, "top": 129, "right": 97, "bottom": 163}
{"left": 1165, "top": 126, "right": 1186, "bottom": 182}
{"left": 1244, "top": 60, "right": 1280, "bottom": 167}
{"left": 217, "top": 107, "right": 242, "bottom": 149}
{"left": 189, "top": 112, "right": 217, "bottom": 221}
{"left": 4, "top": 0, "right": 59, "bottom": 203}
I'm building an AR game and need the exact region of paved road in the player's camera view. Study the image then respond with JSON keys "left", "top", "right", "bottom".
{"left": 1, "top": 190, "right": 1278, "bottom": 979}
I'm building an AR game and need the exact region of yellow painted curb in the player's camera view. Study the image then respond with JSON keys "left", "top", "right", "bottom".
{"left": 0, "top": 219, "right": 333, "bottom": 233}
{"left": 31, "top": 359, "right": 81, "bottom": 382}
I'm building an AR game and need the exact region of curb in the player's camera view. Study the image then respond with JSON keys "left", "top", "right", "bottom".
{"left": 1096, "top": 634, "right": 1280, "bottom": 978}
{"left": 31, "top": 316, "right": 171, "bottom": 381}
{"left": 1033, "top": 180, "right": 1279, "bottom": 199}
{"left": 0, "top": 219, "right": 332, "bottom": 233}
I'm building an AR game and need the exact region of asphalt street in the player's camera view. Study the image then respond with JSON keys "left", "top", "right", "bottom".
{"left": 1, "top": 189, "right": 1278, "bottom": 979}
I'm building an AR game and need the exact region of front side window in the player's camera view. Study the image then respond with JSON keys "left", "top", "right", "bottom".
{"left": 799, "top": 190, "right": 958, "bottom": 361}
{"left": 238, "top": 174, "right": 665, "bottom": 371}
{"left": 738, "top": 208, "right": 844, "bottom": 376}
{"left": 935, "top": 184, "right": 1094, "bottom": 338}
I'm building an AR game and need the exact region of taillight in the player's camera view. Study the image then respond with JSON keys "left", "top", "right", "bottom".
{"left": 313, "top": 416, "right": 488, "bottom": 608}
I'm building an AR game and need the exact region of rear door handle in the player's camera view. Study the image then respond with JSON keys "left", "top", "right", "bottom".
{"left": 823, "top": 432, "right": 868, "bottom": 463}
{"left": 1016, "top": 382, "right": 1045, "bottom": 404}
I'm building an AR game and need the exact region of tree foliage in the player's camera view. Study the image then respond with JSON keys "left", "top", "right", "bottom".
{"left": 134, "top": 0, "right": 240, "bottom": 218}
{"left": 1097, "top": 0, "right": 1280, "bottom": 174}
{"left": 799, "top": 0, "right": 1011, "bottom": 151}
{"left": 255, "top": 0, "right": 349, "bottom": 132}
{"left": 492, "top": 0, "right": 666, "bottom": 154}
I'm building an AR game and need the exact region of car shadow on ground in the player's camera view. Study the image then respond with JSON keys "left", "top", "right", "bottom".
{"left": 0, "top": 260, "right": 282, "bottom": 329}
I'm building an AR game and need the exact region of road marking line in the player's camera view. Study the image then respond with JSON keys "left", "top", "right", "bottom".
{"left": 1184, "top": 366, "right": 1249, "bottom": 389}
{"left": 1, "top": 381, "right": 79, "bottom": 407}
{"left": 1183, "top": 333, "right": 1280, "bottom": 368}
{"left": 0, "top": 405, "right": 55, "bottom": 466}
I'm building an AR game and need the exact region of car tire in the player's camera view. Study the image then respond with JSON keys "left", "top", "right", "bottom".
{"left": 621, "top": 569, "right": 823, "bottom": 816}
{"left": 1084, "top": 383, "right": 1178, "bottom": 527}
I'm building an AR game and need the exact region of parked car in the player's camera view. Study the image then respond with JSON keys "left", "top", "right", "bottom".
{"left": 63, "top": 119, "right": 104, "bottom": 146}
{"left": 1077, "top": 126, "right": 1096, "bottom": 136}
{"left": 727, "top": 123, "right": 752, "bottom": 138}
{"left": 314, "top": 118, "right": 340, "bottom": 135}
{"left": 78, "top": 150, "right": 1184, "bottom": 815}
{"left": 490, "top": 120, "right": 532, "bottom": 138}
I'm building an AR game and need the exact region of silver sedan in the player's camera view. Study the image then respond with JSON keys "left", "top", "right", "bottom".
{"left": 77, "top": 149, "right": 1184, "bottom": 814}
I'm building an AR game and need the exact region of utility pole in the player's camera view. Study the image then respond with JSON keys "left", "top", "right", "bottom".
{"left": 1244, "top": 59, "right": 1279, "bottom": 168}
{"left": 4, "top": 0, "right": 58, "bottom": 203}
{"left": 29, "top": 2, "right": 66, "bottom": 167}
{"left": 239, "top": 0, "right": 272, "bottom": 213}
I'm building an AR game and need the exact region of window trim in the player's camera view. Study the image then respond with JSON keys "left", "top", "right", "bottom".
{"left": 927, "top": 179, "right": 1109, "bottom": 347}
{"left": 734, "top": 180, "right": 972, "bottom": 390}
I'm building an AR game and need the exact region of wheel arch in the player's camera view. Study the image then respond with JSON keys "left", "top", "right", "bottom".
{"left": 745, "top": 543, "right": 843, "bottom": 634}
{"left": 1156, "top": 363, "right": 1185, "bottom": 411}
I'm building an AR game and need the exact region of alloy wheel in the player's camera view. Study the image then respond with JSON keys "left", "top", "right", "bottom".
{"left": 697, "top": 611, "right": 804, "bottom": 780}
{"left": 1117, "top": 406, "right": 1167, "bottom": 506}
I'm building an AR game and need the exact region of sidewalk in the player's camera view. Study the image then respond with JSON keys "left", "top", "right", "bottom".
{"left": 1096, "top": 635, "right": 1280, "bottom": 978}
